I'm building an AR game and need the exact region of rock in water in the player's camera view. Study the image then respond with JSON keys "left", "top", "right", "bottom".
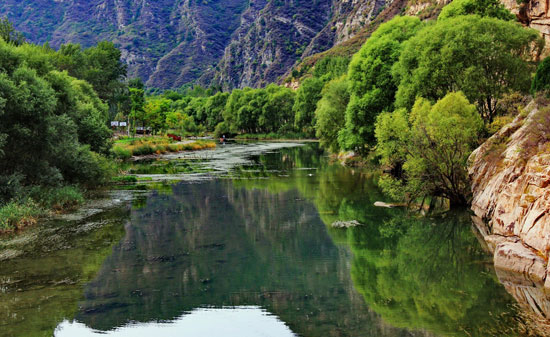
{"left": 374, "top": 201, "right": 397, "bottom": 208}
{"left": 330, "top": 220, "right": 362, "bottom": 228}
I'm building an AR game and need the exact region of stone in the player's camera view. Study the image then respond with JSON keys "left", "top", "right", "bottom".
{"left": 330, "top": 220, "right": 362, "bottom": 228}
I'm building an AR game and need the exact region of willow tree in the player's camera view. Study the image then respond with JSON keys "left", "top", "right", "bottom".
{"left": 375, "top": 92, "right": 483, "bottom": 206}
{"left": 394, "top": 16, "right": 543, "bottom": 122}
{"left": 338, "top": 16, "right": 423, "bottom": 153}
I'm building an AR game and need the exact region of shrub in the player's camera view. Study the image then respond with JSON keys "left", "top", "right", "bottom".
{"left": 112, "top": 146, "right": 132, "bottom": 159}
{"left": 376, "top": 92, "right": 484, "bottom": 206}
{"left": 40, "top": 186, "right": 84, "bottom": 211}
{"left": 0, "top": 200, "right": 42, "bottom": 231}
{"left": 531, "top": 57, "right": 550, "bottom": 94}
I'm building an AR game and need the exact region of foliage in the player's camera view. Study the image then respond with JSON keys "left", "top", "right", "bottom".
{"left": 338, "top": 16, "right": 423, "bottom": 153}
{"left": 223, "top": 84, "right": 296, "bottom": 135}
{"left": 0, "top": 39, "right": 115, "bottom": 203}
{"left": 129, "top": 87, "right": 146, "bottom": 133}
{"left": 375, "top": 92, "right": 484, "bottom": 206}
{"left": 143, "top": 97, "right": 172, "bottom": 134}
{"left": 438, "top": 0, "right": 516, "bottom": 21}
{"left": 0, "top": 17, "right": 25, "bottom": 46}
{"left": 166, "top": 110, "right": 203, "bottom": 136}
{"left": 0, "top": 199, "right": 41, "bottom": 231}
{"left": 394, "top": 16, "right": 543, "bottom": 123}
{"left": 55, "top": 42, "right": 127, "bottom": 116}
{"left": 311, "top": 56, "right": 350, "bottom": 81}
{"left": 293, "top": 77, "right": 324, "bottom": 137}
{"left": 315, "top": 76, "right": 350, "bottom": 153}
{"left": 531, "top": 57, "right": 550, "bottom": 94}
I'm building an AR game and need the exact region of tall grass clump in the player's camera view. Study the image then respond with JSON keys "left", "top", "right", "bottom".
{"left": 111, "top": 137, "right": 216, "bottom": 159}
{"left": 0, "top": 200, "right": 42, "bottom": 231}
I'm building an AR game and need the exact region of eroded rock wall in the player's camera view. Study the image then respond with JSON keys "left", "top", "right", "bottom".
{"left": 469, "top": 100, "right": 550, "bottom": 323}
{"left": 502, "top": 0, "right": 550, "bottom": 54}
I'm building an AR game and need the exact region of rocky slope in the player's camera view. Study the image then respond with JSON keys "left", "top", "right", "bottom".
{"left": 469, "top": 99, "right": 550, "bottom": 327}
{"left": 206, "top": 0, "right": 396, "bottom": 90}
{"left": 0, "top": 0, "right": 251, "bottom": 89}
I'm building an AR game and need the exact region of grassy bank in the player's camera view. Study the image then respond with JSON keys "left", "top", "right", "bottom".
{"left": 0, "top": 186, "right": 85, "bottom": 232}
{"left": 111, "top": 137, "right": 216, "bottom": 159}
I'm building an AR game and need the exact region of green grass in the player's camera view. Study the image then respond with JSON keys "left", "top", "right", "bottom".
{"left": 112, "top": 175, "right": 138, "bottom": 183}
{"left": 29, "top": 186, "right": 84, "bottom": 212}
{"left": 0, "top": 200, "right": 42, "bottom": 231}
{"left": 0, "top": 186, "right": 87, "bottom": 232}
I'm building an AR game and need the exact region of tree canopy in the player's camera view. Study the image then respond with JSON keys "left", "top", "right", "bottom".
{"left": 376, "top": 92, "right": 483, "bottom": 206}
{"left": 394, "top": 16, "right": 543, "bottom": 122}
{"left": 0, "top": 39, "right": 113, "bottom": 202}
{"left": 338, "top": 16, "right": 423, "bottom": 153}
{"left": 438, "top": 0, "right": 515, "bottom": 21}
{"left": 315, "top": 76, "right": 350, "bottom": 153}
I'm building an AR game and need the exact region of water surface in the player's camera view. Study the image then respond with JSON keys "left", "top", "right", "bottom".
{"left": 0, "top": 142, "right": 524, "bottom": 337}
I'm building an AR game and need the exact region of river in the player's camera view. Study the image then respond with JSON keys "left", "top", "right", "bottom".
{"left": 0, "top": 142, "right": 527, "bottom": 337}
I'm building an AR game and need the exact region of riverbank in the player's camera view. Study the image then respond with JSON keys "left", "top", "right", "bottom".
{"left": 0, "top": 137, "right": 217, "bottom": 233}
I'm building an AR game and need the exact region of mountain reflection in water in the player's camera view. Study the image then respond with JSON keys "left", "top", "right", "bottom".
{"left": 56, "top": 307, "right": 295, "bottom": 337}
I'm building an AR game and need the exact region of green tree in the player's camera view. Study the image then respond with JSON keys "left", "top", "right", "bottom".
{"left": 438, "top": 0, "right": 515, "bottom": 21}
{"left": 312, "top": 56, "right": 350, "bottom": 81}
{"left": 315, "top": 77, "right": 350, "bottom": 153}
{"left": 166, "top": 110, "right": 201, "bottom": 136}
{"left": 0, "top": 39, "right": 112, "bottom": 201}
{"left": 0, "top": 17, "right": 25, "bottom": 46}
{"left": 129, "top": 87, "right": 146, "bottom": 134}
{"left": 531, "top": 57, "right": 550, "bottom": 94}
{"left": 203, "top": 92, "right": 229, "bottom": 130}
{"left": 263, "top": 84, "right": 295, "bottom": 134}
{"left": 293, "top": 77, "right": 324, "bottom": 137}
{"left": 394, "top": 16, "right": 543, "bottom": 123}
{"left": 46, "top": 71, "right": 111, "bottom": 154}
{"left": 375, "top": 92, "right": 483, "bottom": 206}
{"left": 144, "top": 98, "right": 172, "bottom": 134}
{"left": 55, "top": 41, "right": 127, "bottom": 117}
{"left": 338, "top": 16, "right": 423, "bottom": 153}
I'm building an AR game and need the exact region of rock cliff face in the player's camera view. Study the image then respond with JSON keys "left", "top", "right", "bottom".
{"left": 208, "top": 0, "right": 395, "bottom": 90}
{"left": 469, "top": 100, "right": 550, "bottom": 326}
{"left": 0, "top": 0, "right": 250, "bottom": 89}
{"left": 502, "top": 0, "right": 550, "bottom": 54}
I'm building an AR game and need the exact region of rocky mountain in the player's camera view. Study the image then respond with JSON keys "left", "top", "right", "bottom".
{"left": 208, "top": 0, "right": 395, "bottom": 90}
{"left": 0, "top": 0, "right": 251, "bottom": 89}
{"left": 0, "top": 0, "right": 397, "bottom": 90}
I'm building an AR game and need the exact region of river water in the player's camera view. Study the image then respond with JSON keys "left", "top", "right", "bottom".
{"left": 0, "top": 142, "right": 526, "bottom": 337}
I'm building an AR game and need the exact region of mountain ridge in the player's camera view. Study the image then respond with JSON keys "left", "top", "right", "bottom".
{"left": 0, "top": 0, "right": 400, "bottom": 90}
